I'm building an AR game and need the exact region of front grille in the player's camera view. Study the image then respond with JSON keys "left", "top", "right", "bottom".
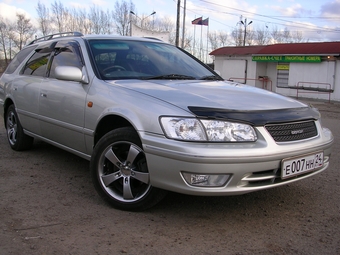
{"left": 265, "top": 120, "right": 317, "bottom": 142}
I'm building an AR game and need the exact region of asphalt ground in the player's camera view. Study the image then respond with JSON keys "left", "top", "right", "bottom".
{"left": 0, "top": 98, "right": 339, "bottom": 255}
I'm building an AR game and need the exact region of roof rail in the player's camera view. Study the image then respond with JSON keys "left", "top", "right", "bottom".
{"left": 28, "top": 31, "right": 84, "bottom": 45}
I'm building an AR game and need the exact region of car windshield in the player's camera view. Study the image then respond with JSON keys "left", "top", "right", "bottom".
{"left": 87, "top": 39, "right": 220, "bottom": 80}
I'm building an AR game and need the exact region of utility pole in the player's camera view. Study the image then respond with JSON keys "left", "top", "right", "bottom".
{"left": 238, "top": 15, "right": 243, "bottom": 46}
{"left": 175, "top": 0, "right": 180, "bottom": 47}
{"left": 240, "top": 18, "right": 252, "bottom": 46}
{"left": 181, "top": 0, "right": 186, "bottom": 48}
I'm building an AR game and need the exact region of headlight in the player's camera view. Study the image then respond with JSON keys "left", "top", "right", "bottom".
{"left": 201, "top": 120, "right": 257, "bottom": 141}
{"left": 160, "top": 117, "right": 207, "bottom": 141}
{"left": 160, "top": 117, "right": 257, "bottom": 142}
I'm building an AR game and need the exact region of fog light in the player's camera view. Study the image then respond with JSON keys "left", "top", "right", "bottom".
{"left": 182, "top": 173, "right": 230, "bottom": 187}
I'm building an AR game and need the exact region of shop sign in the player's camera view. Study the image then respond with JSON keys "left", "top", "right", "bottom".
{"left": 277, "top": 64, "right": 290, "bottom": 70}
{"left": 252, "top": 56, "right": 321, "bottom": 63}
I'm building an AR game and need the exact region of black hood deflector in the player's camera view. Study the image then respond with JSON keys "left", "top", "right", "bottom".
{"left": 188, "top": 106, "right": 320, "bottom": 126}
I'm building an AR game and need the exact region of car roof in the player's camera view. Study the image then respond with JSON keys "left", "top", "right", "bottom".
{"left": 27, "top": 32, "right": 167, "bottom": 47}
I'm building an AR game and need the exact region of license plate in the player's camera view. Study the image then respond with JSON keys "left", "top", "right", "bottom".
{"left": 281, "top": 152, "right": 324, "bottom": 179}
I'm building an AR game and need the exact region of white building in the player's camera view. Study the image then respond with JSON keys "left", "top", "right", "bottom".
{"left": 210, "top": 42, "right": 340, "bottom": 102}
{"left": 130, "top": 23, "right": 170, "bottom": 43}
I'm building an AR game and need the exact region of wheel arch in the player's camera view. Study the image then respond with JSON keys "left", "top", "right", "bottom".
{"left": 3, "top": 98, "right": 14, "bottom": 124}
{"left": 94, "top": 114, "right": 138, "bottom": 147}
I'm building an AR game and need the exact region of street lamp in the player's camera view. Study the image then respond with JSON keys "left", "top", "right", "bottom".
{"left": 240, "top": 18, "right": 252, "bottom": 46}
{"left": 130, "top": 11, "right": 156, "bottom": 28}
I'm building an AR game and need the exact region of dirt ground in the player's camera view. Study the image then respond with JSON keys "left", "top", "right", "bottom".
{"left": 0, "top": 98, "right": 339, "bottom": 255}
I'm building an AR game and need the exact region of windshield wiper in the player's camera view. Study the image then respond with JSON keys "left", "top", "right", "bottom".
{"left": 141, "top": 74, "right": 197, "bottom": 80}
{"left": 200, "top": 75, "right": 223, "bottom": 81}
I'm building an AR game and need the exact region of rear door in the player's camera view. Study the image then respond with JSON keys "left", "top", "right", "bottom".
{"left": 13, "top": 43, "right": 54, "bottom": 135}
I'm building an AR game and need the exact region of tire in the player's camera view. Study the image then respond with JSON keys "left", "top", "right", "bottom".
{"left": 90, "top": 127, "right": 167, "bottom": 211}
{"left": 5, "top": 105, "right": 34, "bottom": 151}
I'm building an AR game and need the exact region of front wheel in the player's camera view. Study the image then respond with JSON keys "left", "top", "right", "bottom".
{"left": 90, "top": 127, "right": 167, "bottom": 211}
{"left": 5, "top": 105, "right": 34, "bottom": 151}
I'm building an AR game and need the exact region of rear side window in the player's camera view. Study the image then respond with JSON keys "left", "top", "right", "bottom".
{"left": 4, "top": 45, "right": 36, "bottom": 74}
{"left": 22, "top": 50, "right": 51, "bottom": 77}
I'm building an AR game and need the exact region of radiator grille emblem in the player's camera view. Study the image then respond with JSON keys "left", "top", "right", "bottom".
{"left": 291, "top": 129, "right": 304, "bottom": 135}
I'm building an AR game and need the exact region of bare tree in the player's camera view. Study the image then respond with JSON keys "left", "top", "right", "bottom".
{"left": 51, "top": 1, "right": 67, "bottom": 33}
{"left": 34, "top": 1, "right": 310, "bottom": 49}
{"left": 153, "top": 16, "right": 176, "bottom": 44}
{"left": 270, "top": 26, "right": 284, "bottom": 44}
{"left": 0, "top": 16, "right": 13, "bottom": 64}
{"left": 231, "top": 28, "right": 243, "bottom": 46}
{"left": 113, "top": 0, "right": 135, "bottom": 36}
{"left": 76, "top": 9, "right": 91, "bottom": 34}
{"left": 282, "top": 27, "right": 291, "bottom": 43}
{"left": 208, "top": 31, "right": 219, "bottom": 50}
{"left": 291, "top": 30, "right": 305, "bottom": 43}
{"left": 253, "top": 26, "right": 270, "bottom": 45}
{"left": 217, "top": 31, "right": 228, "bottom": 47}
{"left": 12, "top": 13, "right": 36, "bottom": 50}
{"left": 88, "top": 6, "right": 112, "bottom": 34}
{"left": 208, "top": 31, "right": 229, "bottom": 50}
{"left": 63, "top": 8, "right": 90, "bottom": 35}
{"left": 63, "top": 8, "right": 76, "bottom": 32}
{"left": 180, "top": 35, "right": 193, "bottom": 52}
{"left": 154, "top": 16, "right": 173, "bottom": 33}
{"left": 245, "top": 29, "right": 255, "bottom": 46}
{"left": 36, "top": 1, "right": 53, "bottom": 36}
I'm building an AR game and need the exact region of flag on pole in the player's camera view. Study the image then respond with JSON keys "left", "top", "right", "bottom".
{"left": 192, "top": 17, "right": 209, "bottom": 26}
{"left": 202, "top": 18, "right": 209, "bottom": 26}
{"left": 192, "top": 17, "right": 203, "bottom": 25}
{"left": 192, "top": 17, "right": 209, "bottom": 61}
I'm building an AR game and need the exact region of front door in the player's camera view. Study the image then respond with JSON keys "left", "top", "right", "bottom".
{"left": 39, "top": 41, "right": 89, "bottom": 153}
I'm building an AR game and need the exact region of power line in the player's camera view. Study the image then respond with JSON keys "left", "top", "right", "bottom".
{"left": 195, "top": 0, "right": 340, "bottom": 33}
{"left": 269, "top": 16, "right": 340, "bottom": 20}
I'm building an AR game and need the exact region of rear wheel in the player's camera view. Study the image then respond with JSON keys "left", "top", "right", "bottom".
{"left": 90, "top": 127, "right": 167, "bottom": 211}
{"left": 5, "top": 105, "right": 34, "bottom": 151}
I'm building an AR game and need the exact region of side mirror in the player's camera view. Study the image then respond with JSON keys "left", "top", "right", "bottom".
{"left": 55, "top": 66, "right": 88, "bottom": 83}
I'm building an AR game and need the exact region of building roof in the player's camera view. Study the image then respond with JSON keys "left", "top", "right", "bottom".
{"left": 210, "top": 41, "right": 340, "bottom": 56}
{"left": 210, "top": 45, "right": 266, "bottom": 56}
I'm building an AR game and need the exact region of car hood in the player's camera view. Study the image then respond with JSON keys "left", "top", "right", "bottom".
{"left": 109, "top": 80, "right": 307, "bottom": 111}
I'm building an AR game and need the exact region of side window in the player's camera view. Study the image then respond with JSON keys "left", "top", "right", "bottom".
{"left": 49, "top": 45, "right": 83, "bottom": 79}
{"left": 22, "top": 50, "right": 50, "bottom": 77}
{"left": 5, "top": 45, "right": 37, "bottom": 74}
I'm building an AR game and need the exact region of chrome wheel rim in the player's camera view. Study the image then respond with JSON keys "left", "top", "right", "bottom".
{"left": 98, "top": 141, "right": 151, "bottom": 203}
{"left": 6, "top": 111, "right": 18, "bottom": 146}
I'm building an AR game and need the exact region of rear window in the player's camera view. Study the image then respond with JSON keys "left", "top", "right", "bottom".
{"left": 5, "top": 45, "right": 36, "bottom": 74}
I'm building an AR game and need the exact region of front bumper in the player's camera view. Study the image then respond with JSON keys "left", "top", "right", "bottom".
{"left": 140, "top": 124, "right": 333, "bottom": 196}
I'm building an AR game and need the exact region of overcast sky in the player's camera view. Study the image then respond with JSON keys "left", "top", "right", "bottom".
{"left": 1, "top": 0, "right": 340, "bottom": 42}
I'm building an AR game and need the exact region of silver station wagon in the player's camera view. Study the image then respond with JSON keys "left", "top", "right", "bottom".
{"left": 0, "top": 32, "right": 333, "bottom": 211}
